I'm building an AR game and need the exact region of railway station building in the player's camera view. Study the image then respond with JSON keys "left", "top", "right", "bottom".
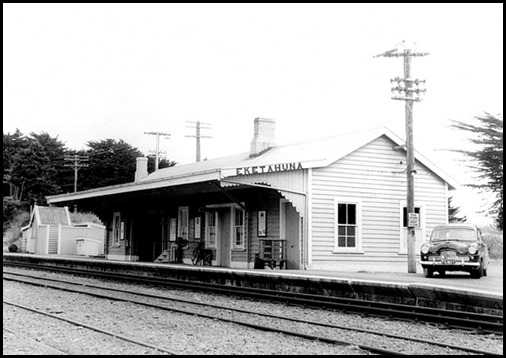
{"left": 46, "top": 118, "right": 458, "bottom": 272}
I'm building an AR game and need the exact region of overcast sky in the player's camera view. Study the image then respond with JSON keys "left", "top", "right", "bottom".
{"left": 3, "top": 3, "right": 503, "bottom": 225}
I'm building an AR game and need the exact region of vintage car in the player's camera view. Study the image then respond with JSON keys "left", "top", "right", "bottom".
{"left": 419, "top": 224, "right": 489, "bottom": 279}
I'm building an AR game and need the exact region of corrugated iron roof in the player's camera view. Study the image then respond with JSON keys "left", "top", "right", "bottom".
{"left": 142, "top": 125, "right": 458, "bottom": 188}
{"left": 38, "top": 206, "right": 69, "bottom": 225}
{"left": 46, "top": 126, "right": 459, "bottom": 204}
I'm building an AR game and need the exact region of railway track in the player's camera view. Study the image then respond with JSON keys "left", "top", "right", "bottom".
{"left": 4, "top": 269, "right": 502, "bottom": 355}
{"left": 3, "top": 327, "right": 68, "bottom": 355}
{"left": 3, "top": 299, "right": 177, "bottom": 355}
{"left": 3, "top": 261, "right": 503, "bottom": 335}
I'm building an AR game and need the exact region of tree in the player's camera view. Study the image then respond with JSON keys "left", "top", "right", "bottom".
{"left": 147, "top": 157, "right": 177, "bottom": 173}
{"left": 3, "top": 197, "right": 26, "bottom": 235}
{"left": 450, "top": 113, "right": 503, "bottom": 230}
{"left": 30, "top": 132, "right": 73, "bottom": 193}
{"left": 4, "top": 130, "right": 71, "bottom": 204}
{"left": 448, "top": 196, "right": 467, "bottom": 223}
{"left": 79, "top": 139, "right": 145, "bottom": 190}
{"left": 3, "top": 129, "right": 28, "bottom": 198}
{"left": 10, "top": 139, "right": 60, "bottom": 204}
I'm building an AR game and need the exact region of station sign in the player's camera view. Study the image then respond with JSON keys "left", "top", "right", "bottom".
{"left": 235, "top": 162, "right": 303, "bottom": 176}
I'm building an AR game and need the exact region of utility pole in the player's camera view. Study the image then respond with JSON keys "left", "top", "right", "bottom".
{"left": 185, "top": 121, "right": 212, "bottom": 162}
{"left": 64, "top": 154, "right": 89, "bottom": 192}
{"left": 144, "top": 131, "right": 171, "bottom": 171}
{"left": 375, "top": 41, "right": 428, "bottom": 273}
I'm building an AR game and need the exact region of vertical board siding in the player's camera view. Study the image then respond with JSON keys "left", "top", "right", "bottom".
{"left": 310, "top": 135, "right": 448, "bottom": 266}
{"left": 36, "top": 226, "right": 47, "bottom": 255}
{"left": 48, "top": 225, "right": 59, "bottom": 254}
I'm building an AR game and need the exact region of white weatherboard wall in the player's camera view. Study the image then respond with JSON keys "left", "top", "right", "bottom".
{"left": 309, "top": 135, "right": 448, "bottom": 272}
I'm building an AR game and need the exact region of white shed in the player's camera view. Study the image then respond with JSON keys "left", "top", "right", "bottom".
{"left": 21, "top": 206, "right": 105, "bottom": 256}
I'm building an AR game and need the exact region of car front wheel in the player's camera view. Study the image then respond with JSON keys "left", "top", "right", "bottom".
{"left": 471, "top": 260, "right": 484, "bottom": 279}
{"left": 423, "top": 268, "right": 433, "bottom": 278}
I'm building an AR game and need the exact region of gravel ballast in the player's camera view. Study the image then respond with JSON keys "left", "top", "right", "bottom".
{"left": 3, "top": 267, "right": 503, "bottom": 355}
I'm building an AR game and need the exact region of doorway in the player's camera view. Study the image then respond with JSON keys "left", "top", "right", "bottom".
{"left": 218, "top": 208, "right": 231, "bottom": 267}
{"left": 280, "top": 199, "right": 301, "bottom": 269}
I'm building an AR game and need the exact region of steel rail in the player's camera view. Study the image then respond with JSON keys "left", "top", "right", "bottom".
{"left": 4, "top": 274, "right": 404, "bottom": 355}
{"left": 4, "top": 261, "right": 502, "bottom": 333}
{"left": 3, "top": 326, "right": 69, "bottom": 355}
{"left": 3, "top": 299, "right": 177, "bottom": 355}
{"left": 4, "top": 270, "right": 501, "bottom": 356}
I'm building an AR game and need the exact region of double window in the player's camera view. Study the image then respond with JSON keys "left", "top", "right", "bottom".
{"left": 334, "top": 198, "right": 362, "bottom": 252}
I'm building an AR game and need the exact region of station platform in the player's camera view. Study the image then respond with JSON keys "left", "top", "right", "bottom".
{"left": 3, "top": 253, "right": 503, "bottom": 315}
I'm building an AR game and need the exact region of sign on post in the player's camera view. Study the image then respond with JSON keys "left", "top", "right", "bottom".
{"left": 408, "top": 213, "right": 420, "bottom": 227}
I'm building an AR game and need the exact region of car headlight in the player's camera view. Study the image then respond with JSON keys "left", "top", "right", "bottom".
{"left": 421, "top": 244, "right": 430, "bottom": 254}
{"left": 468, "top": 245, "right": 477, "bottom": 255}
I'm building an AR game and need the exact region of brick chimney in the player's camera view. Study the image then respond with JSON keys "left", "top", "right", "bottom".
{"left": 134, "top": 157, "right": 148, "bottom": 182}
{"left": 250, "top": 117, "right": 276, "bottom": 157}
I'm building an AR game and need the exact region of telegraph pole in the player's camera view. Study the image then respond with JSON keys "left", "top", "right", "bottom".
{"left": 185, "top": 121, "right": 212, "bottom": 162}
{"left": 64, "top": 154, "right": 89, "bottom": 192}
{"left": 375, "top": 42, "right": 428, "bottom": 273}
{"left": 144, "top": 131, "right": 171, "bottom": 171}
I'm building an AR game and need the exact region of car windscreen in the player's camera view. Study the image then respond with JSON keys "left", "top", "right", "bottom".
{"left": 430, "top": 228, "right": 476, "bottom": 242}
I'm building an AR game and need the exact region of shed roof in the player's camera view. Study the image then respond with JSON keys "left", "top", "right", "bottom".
{"left": 22, "top": 205, "right": 72, "bottom": 229}
{"left": 38, "top": 206, "right": 70, "bottom": 225}
{"left": 47, "top": 126, "right": 459, "bottom": 204}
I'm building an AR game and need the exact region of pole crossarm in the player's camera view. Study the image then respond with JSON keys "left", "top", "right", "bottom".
{"left": 64, "top": 154, "right": 89, "bottom": 192}
{"left": 185, "top": 121, "right": 212, "bottom": 162}
{"left": 377, "top": 52, "right": 430, "bottom": 58}
{"left": 145, "top": 131, "right": 171, "bottom": 171}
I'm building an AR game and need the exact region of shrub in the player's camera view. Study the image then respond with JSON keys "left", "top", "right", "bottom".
{"left": 480, "top": 226, "right": 503, "bottom": 259}
{"left": 69, "top": 211, "right": 103, "bottom": 225}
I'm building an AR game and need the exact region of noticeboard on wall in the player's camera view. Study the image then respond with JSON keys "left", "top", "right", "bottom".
{"left": 258, "top": 210, "right": 267, "bottom": 237}
{"left": 194, "top": 217, "right": 201, "bottom": 239}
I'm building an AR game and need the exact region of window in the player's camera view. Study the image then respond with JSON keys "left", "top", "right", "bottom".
{"left": 206, "top": 211, "right": 217, "bottom": 248}
{"left": 337, "top": 203, "right": 356, "bottom": 248}
{"left": 334, "top": 199, "right": 362, "bottom": 252}
{"left": 233, "top": 208, "right": 245, "bottom": 250}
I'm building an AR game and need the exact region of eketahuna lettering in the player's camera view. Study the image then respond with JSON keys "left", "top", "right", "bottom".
{"left": 236, "top": 162, "right": 303, "bottom": 176}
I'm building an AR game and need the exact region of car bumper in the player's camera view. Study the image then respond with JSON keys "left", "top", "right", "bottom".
{"left": 419, "top": 261, "right": 480, "bottom": 268}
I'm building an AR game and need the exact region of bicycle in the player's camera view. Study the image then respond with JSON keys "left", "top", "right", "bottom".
{"left": 191, "top": 242, "right": 213, "bottom": 266}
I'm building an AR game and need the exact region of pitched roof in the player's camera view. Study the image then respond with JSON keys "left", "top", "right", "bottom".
{"left": 141, "top": 126, "right": 458, "bottom": 188}
{"left": 23, "top": 205, "right": 72, "bottom": 228}
{"left": 46, "top": 126, "right": 458, "bottom": 204}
